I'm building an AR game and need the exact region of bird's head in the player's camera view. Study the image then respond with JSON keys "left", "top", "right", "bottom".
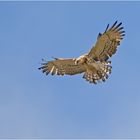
{"left": 74, "top": 54, "right": 88, "bottom": 65}
{"left": 75, "top": 58, "right": 82, "bottom": 65}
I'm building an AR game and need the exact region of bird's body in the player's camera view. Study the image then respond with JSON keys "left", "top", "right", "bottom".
{"left": 39, "top": 21, "right": 125, "bottom": 84}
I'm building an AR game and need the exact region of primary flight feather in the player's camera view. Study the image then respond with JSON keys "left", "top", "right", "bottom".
{"left": 39, "top": 21, "right": 125, "bottom": 84}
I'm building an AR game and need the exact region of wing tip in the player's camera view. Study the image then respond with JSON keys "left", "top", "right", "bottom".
{"left": 97, "top": 32, "right": 102, "bottom": 39}
{"left": 104, "top": 23, "right": 109, "bottom": 33}
{"left": 105, "top": 20, "right": 124, "bottom": 32}
{"left": 108, "top": 20, "right": 125, "bottom": 35}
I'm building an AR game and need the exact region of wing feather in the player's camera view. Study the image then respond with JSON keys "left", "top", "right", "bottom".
{"left": 39, "top": 58, "right": 86, "bottom": 76}
{"left": 88, "top": 21, "right": 125, "bottom": 61}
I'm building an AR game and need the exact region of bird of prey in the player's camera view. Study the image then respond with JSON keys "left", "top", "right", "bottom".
{"left": 39, "top": 21, "right": 125, "bottom": 84}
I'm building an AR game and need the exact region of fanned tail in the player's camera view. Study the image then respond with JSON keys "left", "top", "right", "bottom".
{"left": 83, "top": 61, "right": 112, "bottom": 84}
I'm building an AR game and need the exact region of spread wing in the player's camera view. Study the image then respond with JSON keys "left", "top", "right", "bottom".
{"left": 39, "top": 58, "right": 86, "bottom": 76}
{"left": 88, "top": 21, "right": 125, "bottom": 61}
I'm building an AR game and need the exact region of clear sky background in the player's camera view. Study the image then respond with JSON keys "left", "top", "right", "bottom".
{"left": 0, "top": 1, "right": 140, "bottom": 139}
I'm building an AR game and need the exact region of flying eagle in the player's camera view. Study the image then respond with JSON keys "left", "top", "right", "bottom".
{"left": 39, "top": 21, "right": 125, "bottom": 84}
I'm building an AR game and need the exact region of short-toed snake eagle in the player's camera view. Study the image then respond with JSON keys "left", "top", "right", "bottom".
{"left": 39, "top": 21, "right": 125, "bottom": 84}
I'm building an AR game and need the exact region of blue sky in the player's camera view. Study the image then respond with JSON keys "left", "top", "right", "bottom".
{"left": 0, "top": 1, "right": 140, "bottom": 139}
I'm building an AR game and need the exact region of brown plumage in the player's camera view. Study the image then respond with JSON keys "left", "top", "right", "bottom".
{"left": 39, "top": 21, "right": 125, "bottom": 84}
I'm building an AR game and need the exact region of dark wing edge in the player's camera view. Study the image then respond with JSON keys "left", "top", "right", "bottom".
{"left": 88, "top": 21, "right": 125, "bottom": 61}
{"left": 38, "top": 58, "right": 86, "bottom": 76}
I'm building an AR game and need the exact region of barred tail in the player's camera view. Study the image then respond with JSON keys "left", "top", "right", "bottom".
{"left": 83, "top": 61, "right": 112, "bottom": 84}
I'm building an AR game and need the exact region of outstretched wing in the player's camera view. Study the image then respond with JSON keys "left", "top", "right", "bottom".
{"left": 39, "top": 58, "right": 86, "bottom": 76}
{"left": 88, "top": 21, "right": 125, "bottom": 61}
